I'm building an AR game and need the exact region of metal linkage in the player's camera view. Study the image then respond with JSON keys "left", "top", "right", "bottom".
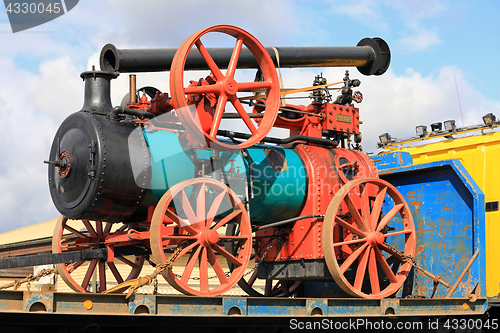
{"left": 383, "top": 242, "right": 450, "bottom": 297}
{"left": 0, "top": 248, "right": 108, "bottom": 269}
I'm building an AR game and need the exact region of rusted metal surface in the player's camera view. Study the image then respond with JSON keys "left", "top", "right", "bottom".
{"left": 0, "top": 290, "right": 488, "bottom": 317}
{"left": 373, "top": 153, "right": 486, "bottom": 299}
{"left": 446, "top": 250, "right": 480, "bottom": 298}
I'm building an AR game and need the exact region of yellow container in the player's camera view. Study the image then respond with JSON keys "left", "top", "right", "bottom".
{"left": 393, "top": 130, "right": 500, "bottom": 297}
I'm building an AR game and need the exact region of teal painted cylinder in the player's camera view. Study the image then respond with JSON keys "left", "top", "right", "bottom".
{"left": 139, "top": 129, "right": 307, "bottom": 224}
{"left": 245, "top": 146, "right": 306, "bottom": 224}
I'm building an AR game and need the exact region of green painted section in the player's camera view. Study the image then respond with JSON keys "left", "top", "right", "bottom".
{"left": 245, "top": 146, "right": 306, "bottom": 224}
{"left": 141, "top": 130, "right": 307, "bottom": 224}
{"left": 143, "top": 129, "right": 195, "bottom": 201}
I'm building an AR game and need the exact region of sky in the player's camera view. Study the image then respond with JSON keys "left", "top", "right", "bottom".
{"left": 0, "top": 0, "right": 499, "bottom": 233}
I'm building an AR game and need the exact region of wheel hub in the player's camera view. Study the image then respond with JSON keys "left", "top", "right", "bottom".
{"left": 366, "top": 231, "right": 384, "bottom": 247}
{"left": 200, "top": 228, "right": 220, "bottom": 246}
{"left": 223, "top": 78, "right": 238, "bottom": 95}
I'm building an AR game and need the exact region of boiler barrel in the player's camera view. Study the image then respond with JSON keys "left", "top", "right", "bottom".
{"left": 100, "top": 38, "right": 390, "bottom": 76}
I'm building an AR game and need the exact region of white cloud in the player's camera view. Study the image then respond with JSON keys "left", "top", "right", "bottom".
{"left": 0, "top": 0, "right": 499, "bottom": 235}
{"left": 398, "top": 28, "right": 441, "bottom": 53}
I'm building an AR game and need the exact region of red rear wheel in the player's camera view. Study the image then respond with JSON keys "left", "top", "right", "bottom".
{"left": 323, "top": 178, "right": 416, "bottom": 298}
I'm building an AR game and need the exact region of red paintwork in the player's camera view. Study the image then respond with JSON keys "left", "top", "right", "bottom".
{"left": 254, "top": 102, "right": 359, "bottom": 138}
{"left": 256, "top": 146, "right": 378, "bottom": 262}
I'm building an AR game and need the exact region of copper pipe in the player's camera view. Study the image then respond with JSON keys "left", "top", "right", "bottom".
{"left": 129, "top": 74, "right": 136, "bottom": 103}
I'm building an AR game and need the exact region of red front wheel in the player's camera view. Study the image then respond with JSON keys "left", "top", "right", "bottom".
{"left": 150, "top": 178, "right": 252, "bottom": 296}
{"left": 52, "top": 216, "right": 144, "bottom": 293}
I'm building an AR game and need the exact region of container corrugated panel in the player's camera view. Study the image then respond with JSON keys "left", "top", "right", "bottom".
{"left": 394, "top": 130, "right": 500, "bottom": 297}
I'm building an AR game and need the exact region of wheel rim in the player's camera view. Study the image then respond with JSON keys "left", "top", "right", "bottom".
{"left": 150, "top": 178, "right": 252, "bottom": 296}
{"left": 52, "top": 216, "right": 144, "bottom": 293}
{"left": 323, "top": 178, "right": 416, "bottom": 298}
{"left": 225, "top": 224, "right": 303, "bottom": 297}
{"left": 170, "top": 25, "right": 280, "bottom": 150}
{"left": 239, "top": 270, "right": 303, "bottom": 297}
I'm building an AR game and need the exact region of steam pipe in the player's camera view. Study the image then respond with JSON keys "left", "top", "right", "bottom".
{"left": 100, "top": 38, "right": 390, "bottom": 76}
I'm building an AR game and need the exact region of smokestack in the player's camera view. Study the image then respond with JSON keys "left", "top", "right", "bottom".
{"left": 80, "top": 70, "right": 119, "bottom": 113}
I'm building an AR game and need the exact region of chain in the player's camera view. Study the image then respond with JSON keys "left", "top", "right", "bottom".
{"left": 102, "top": 240, "right": 189, "bottom": 298}
{"left": 0, "top": 266, "right": 59, "bottom": 291}
{"left": 174, "top": 234, "right": 278, "bottom": 281}
{"left": 240, "top": 237, "right": 274, "bottom": 279}
{"left": 383, "top": 241, "right": 420, "bottom": 298}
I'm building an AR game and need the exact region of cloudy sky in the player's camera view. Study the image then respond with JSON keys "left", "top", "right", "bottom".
{"left": 0, "top": 0, "right": 499, "bottom": 233}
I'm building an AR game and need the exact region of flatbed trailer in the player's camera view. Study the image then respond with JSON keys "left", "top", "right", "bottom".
{"left": 1, "top": 153, "right": 498, "bottom": 332}
{"left": 0, "top": 290, "right": 497, "bottom": 333}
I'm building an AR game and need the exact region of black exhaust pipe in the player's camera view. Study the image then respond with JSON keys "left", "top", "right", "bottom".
{"left": 100, "top": 38, "right": 390, "bottom": 76}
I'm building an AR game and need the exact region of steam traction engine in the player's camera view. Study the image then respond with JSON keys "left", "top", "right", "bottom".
{"left": 46, "top": 25, "right": 416, "bottom": 298}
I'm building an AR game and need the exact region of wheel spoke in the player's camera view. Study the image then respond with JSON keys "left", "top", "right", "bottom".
{"left": 63, "top": 225, "right": 89, "bottom": 239}
{"left": 209, "top": 95, "right": 228, "bottom": 138}
{"left": 107, "top": 262, "right": 124, "bottom": 284}
{"left": 117, "top": 224, "right": 128, "bottom": 232}
{"left": 247, "top": 269, "right": 258, "bottom": 286}
{"left": 339, "top": 242, "right": 369, "bottom": 274}
{"left": 374, "top": 246, "right": 397, "bottom": 283}
{"left": 212, "top": 209, "right": 242, "bottom": 231}
{"left": 207, "top": 246, "right": 229, "bottom": 285}
{"left": 96, "top": 221, "right": 103, "bottom": 237}
{"left": 199, "top": 247, "right": 209, "bottom": 292}
{"left": 162, "top": 235, "right": 198, "bottom": 240}
{"left": 180, "top": 189, "right": 200, "bottom": 225}
{"left": 383, "top": 230, "right": 413, "bottom": 238}
{"left": 211, "top": 243, "right": 244, "bottom": 267}
{"left": 173, "top": 241, "right": 200, "bottom": 262}
{"left": 376, "top": 204, "right": 404, "bottom": 232}
{"left": 354, "top": 246, "right": 370, "bottom": 290}
{"left": 181, "top": 245, "right": 201, "bottom": 285}
{"left": 360, "top": 185, "right": 371, "bottom": 229}
{"left": 82, "top": 220, "right": 98, "bottom": 238}
{"left": 219, "top": 235, "right": 249, "bottom": 241}
{"left": 226, "top": 37, "right": 243, "bottom": 79}
{"left": 280, "top": 280, "right": 289, "bottom": 295}
{"left": 195, "top": 40, "right": 224, "bottom": 81}
{"left": 265, "top": 279, "right": 272, "bottom": 295}
{"left": 184, "top": 84, "right": 222, "bottom": 95}
{"left": 229, "top": 96, "right": 258, "bottom": 134}
{"left": 165, "top": 208, "right": 198, "bottom": 235}
{"left": 368, "top": 248, "right": 380, "bottom": 294}
{"left": 344, "top": 194, "right": 368, "bottom": 232}
{"left": 81, "top": 260, "right": 98, "bottom": 290}
{"left": 116, "top": 256, "right": 138, "bottom": 269}
{"left": 237, "top": 81, "right": 273, "bottom": 92}
{"left": 98, "top": 261, "right": 106, "bottom": 292}
{"left": 334, "top": 216, "right": 365, "bottom": 238}
{"left": 371, "top": 186, "right": 387, "bottom": 231}
{"left": 196, "top": 182, "right": 207, "bottom": 224}
{"left": 333, "top": 237, "right": 366, "bottom": 247}
{"left": 67, "top": 261, "right": 84, "bottom": 274}
{"left": 206, "top": 191, "right": 227, "bottom": 227}
{"left": 379, "top": 243, "right": 401, "bottom": 258}
{"left": 104, "top": 222, "right": 113, "bottom": 235}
